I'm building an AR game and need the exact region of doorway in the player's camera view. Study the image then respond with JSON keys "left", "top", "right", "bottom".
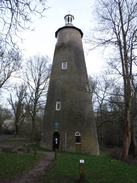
{"left": 53, "top": 131, "right": 60, "bottom": 151}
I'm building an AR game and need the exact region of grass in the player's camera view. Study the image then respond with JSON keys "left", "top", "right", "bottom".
{"left": 25, "top": 142, "right": 50, "bottom": 151}
{"left": 1, "top": 136, "right": 137, "bottom": 183}
{"left": 1, "top": 140, "right": 32, "bottom": 146}
{"left": 0, "top": 153, "right": 46, "bottom": 180}
{"left": 0, "top": 137, "right": 48, "bottom": 181}
{"left": 0, "top": 134, "right": 5, "bottom": 137}
{"left": 40, "top": 152, "right": 137, "bottom": 183}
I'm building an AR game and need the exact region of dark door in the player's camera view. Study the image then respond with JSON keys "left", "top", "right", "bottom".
{"left": 53, "top": 131, "right": 60, "bottom": 151}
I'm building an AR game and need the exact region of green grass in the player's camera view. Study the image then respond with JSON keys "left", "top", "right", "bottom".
{"left": 40, "top": 152, "right": 137, "bottom": 183}
{"left": 0, "top": 153, "right": 46, "bottom": 180}
{"left": 26, "top": 142, "right": 50, "bottom": 151}
{"left": 1, "top": 140, "right": 32, "bottom": 146}
{"left": 0, "top": 134, "right": 5, "bottom": 137}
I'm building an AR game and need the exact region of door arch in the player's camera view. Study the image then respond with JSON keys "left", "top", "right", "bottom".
{"left": 53, "top": 131, "right": 60, "bottom": 151}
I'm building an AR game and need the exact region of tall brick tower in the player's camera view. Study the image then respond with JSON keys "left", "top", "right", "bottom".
{"left": 41, "top": 14, "right": 99, "bottom": 155}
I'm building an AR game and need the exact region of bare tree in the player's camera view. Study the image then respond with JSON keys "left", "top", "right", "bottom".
{"left": 89, "top": 75, "right": 125, "bottom": 147}
{"left": 0, "top": 0, "right": 48, "bottom": 89}
{"left": 24, "top": 54, "right": 51, "bottom": 139}
{"left": 8, "top": 84, "right": 27, "bottom": 137}
{"left": 0, "top": 0, "right": 49, "bottom": 49}
{"left": 89, "top": 75, "right": 118, "bottom": 145}
{"left": 87, "top": 0, "right": 137, "bottom": 160}
{"left": 0, "top": 48, "right": 22, "bottom": 88}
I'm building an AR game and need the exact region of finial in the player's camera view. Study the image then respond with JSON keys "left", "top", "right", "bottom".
{"left": 64, "top": 14, "right": 74, "bottom": 26}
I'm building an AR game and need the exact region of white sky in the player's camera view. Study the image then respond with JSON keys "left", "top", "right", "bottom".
{"left": 19, "top": 0, "right": 103, "bottom": 75}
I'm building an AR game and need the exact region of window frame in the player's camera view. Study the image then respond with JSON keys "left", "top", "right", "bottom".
{"left": 86, "top": 82, "right": 90, "bottom": 91}
{"left": 62, "top": 61, "right": 67, "bottom": 69}
{"left": 56, "top": 101, "right": 61, "bottom": 110}
{"left": 75, "top": 131, "right": 81, "bottom": 144}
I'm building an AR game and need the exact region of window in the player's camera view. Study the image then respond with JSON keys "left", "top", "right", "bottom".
{"left": 56, "top": 101, "right": 61, "bottom": 110}
{"left": 67, "top": 17, "right": 69, "bottom": 23}
{"left": 62, "top": 62, "right": 67, "bottom": 69}
{"left": 86, "top": 82, "right": 90, "bottom": 91}
{"left": 75, "top": 132, "right": 81, "bottom": 144}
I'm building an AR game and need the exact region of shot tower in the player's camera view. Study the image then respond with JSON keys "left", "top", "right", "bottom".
{"left": 41, "top": 14, "right": 99, "bottom": 155}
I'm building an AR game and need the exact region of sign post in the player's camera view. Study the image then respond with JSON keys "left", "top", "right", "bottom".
{"left": 34, "top": 148, "right": 37, "bottom": 159}
{"left": 79, "top": 159, "right": 85, "bottom": 183}
{"left": 55, "top": 149, "right": 58, "bottom": 160}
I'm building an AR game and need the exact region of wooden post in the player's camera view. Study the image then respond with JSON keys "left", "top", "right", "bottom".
{"left": 34, "top": 148, "right": 37, "bottom": 159}
{"left": 23, "top": 144, "right": 26, "bottom": 152}
{"left": 27, "top": 148, "right": 30, "bottom": 153}
{"left": 79, "top": 159, "right": 85, "bottom": 183}
{"left": 30, "top": 148, "right": 33, "bottom": 154}
{"left": 55, "top": 149, "right": 58, "bottom": 160}
{"left": 14, "top": 148, "right": 18, "bottom": 154}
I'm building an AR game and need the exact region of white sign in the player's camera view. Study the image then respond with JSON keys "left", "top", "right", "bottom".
{"left": 80, "top": 160, "right": 84, "bottom": 163}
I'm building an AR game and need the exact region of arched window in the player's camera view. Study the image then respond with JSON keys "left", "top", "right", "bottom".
{"left": 75, "top": 131, "right": 81, "bottom": 144}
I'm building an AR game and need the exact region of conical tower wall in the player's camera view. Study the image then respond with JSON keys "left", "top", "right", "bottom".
{"left": 41, "top": 19, "right": 99, "bottom": 155}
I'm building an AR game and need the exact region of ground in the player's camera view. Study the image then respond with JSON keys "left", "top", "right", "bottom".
{"left": 0, "top": 135, "right": 55, "bottom": 183}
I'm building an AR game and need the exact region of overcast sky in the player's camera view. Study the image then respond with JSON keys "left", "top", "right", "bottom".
{"left": 19, "top": 0, "right": 103, "bottom": 75}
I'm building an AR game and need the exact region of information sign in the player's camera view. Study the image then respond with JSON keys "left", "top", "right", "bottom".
{"left": 54, "top": 122, "right": 59, "bottom": 128}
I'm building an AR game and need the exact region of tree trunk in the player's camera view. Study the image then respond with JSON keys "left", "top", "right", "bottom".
{"left": 131, "top": 117, "right": 137, "bottom": 155}
{"left": 121, "top": 93, "right": 131, "bottom": 160}
{"left": 32, "top": 113, "right": 36, "bottom": 139}
{"left": 32, "top": 120, "right": 35, "bottom": 139}
{"left": 15, "top": 119, "right": 19, "bottom": 138}
{"left": 131, "top": 89, "right": 137, "bottom": 155}
{"left": 122, "top": 125, "right": 131, "bottom": 160}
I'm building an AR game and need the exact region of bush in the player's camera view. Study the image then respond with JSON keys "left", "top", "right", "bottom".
{"left": 109, "top": 148, "right": 122, "bottom": 160}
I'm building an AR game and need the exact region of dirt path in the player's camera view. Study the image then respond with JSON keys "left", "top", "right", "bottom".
{"left": 1, "top": 151, "right": 55, "bottom": 183}
{"left": 0, "top": 135, "right": 13, "bottom": 141}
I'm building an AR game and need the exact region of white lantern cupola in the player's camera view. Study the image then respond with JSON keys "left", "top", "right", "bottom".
{"left": 64, "top": 14, "right": 74, "bottom": 26}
